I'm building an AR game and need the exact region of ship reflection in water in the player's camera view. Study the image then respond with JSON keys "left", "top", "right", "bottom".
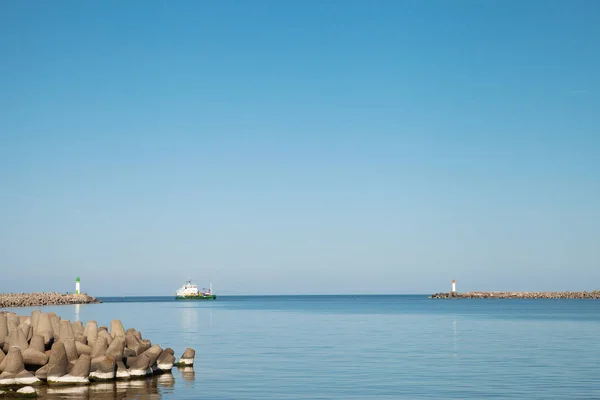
{"left": 34, "top": 367, "right": 193, "bottom": 399}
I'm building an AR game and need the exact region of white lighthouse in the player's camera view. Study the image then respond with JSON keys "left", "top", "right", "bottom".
{"left": 75, "top": 276, "right": 81, "bottom": 294}
{"left": 451, "top": 279, "right": 456, "bottom": 293}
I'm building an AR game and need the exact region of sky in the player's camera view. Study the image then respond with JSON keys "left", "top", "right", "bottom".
{"left": 0, "top": 0, "right": 599, "bottom": 296}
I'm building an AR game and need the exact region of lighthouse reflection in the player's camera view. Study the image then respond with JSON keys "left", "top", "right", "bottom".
{"left": 452, "top": 319, "right": 458, "bottom": 358}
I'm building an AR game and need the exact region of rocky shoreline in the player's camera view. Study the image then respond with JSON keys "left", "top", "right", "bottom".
{"left": 0, "top": 293, "right": 101, "bottom": 309}
{"left": 430, "top": 291, "right": 600, "bottom": 299}
{"left": 0, "top": 310, "right": 196, "bottom": 398}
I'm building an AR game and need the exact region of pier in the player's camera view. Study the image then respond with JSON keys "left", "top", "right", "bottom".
{"left": 430, "top": 291, "right": 600, "bottom": 299}
{"left": 0, "top": 293, "right": 101, "bottom": 309}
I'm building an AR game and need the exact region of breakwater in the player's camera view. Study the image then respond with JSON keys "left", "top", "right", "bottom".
{"left": 0, "top": 293, "right": 101, "bottom": 308}
{"left": 430, "top": 291, "right": 600, "bottom": 299}
{"left": 0, "top": 310, "right": 195, "bottom": 397}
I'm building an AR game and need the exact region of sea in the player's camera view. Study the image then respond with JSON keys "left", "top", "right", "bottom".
{"left": 4, "top": 295, "right": 600, "bottom": 399}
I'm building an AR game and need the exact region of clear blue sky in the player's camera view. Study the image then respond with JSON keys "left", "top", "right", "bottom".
{"left": 1, "top": 0, "right": 598, "bottom": 296}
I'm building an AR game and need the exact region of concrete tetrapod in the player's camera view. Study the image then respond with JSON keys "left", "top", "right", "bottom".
{"left": 128, "top": 354, "right": 152, "bottom": 378}
{"left": 46, "top": 342, "right": 69, "bottom": 383}
{"left": 75, "top": 341, "right": 92, "bottom": 356}
{"left": 58, "top": 321, "right": 75, "bottom": 343}
{"left": 35, "top": 314, "right": 54, "bottom": 348}
{"left": 0, "top": 314, "right": 8, "bottom": 348}
{"left": 0, "top": 310, "right": 196, "bottom": 389}
{"left": 155, "top": 348, "right": 176, "bottom": 372}
{"left": 28, "top": 336, "right": 45, "bottom": 354}
{"left": 48, "top": 354, "right": 90, "bottom": 385}
{"left": 22, "top": 348, "right": 48, "bottom": 368}
{"left": 72, "top": 321, "right": 84, "bottom": 338}
{"left": 63, "top": 339, "right": 79, "bottom": 364}
{"left": 90, "top": 355, "right": 116, "bottom": 381}
{"left": 110, "top": 320, "right": 126, "bottom": 338}
{"left": 49, "top": 315, "right": 60, "bottom": 343}
{"left": 174, "top": 348, "right": 195, "bottom": 366}
{"left": 30, "top": 311, "right": 41, "bottom": 337}
{"left": 0, "top": 347, "right": 41, "bottom": 386}
{"left": 9, "top": 328, "right": 29, "bottom": 351}
{"left": 115, "top": 361, "right": 130, "bottom": 380}
{"left": 105, "top": 336, "right": 125, "bottom": 361}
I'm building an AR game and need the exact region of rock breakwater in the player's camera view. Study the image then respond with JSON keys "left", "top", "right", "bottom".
{"left": 0, "top": 310, "right": 195, "bottom": 397}
{"left": 430, "top": 291, "right": 600, "bottom": 299}
{"left": 0, "top": 293, "right": 101, "bottom": 308}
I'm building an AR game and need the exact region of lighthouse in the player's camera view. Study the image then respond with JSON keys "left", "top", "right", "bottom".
{"left": 75, "top": 277, "right": 81, "bottom": 294}
{"left": 452, "top": 279, "right": 456, "bottom": 293}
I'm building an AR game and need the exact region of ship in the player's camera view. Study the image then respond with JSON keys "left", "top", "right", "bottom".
{"left": 175, "top": 279, "right": 217, "bottom": 300}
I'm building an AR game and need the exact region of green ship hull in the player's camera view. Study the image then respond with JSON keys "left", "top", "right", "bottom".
{"left": 175, "top": 295, "right": 217, "bottom": 300}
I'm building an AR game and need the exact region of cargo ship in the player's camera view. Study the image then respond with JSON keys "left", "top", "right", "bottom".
{"left": 175, "top": 279, "right": 217, "bottom": 300}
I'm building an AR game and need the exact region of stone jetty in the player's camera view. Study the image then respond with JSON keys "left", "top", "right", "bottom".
{"left": 0, "top": 293, "right": 101, "bottom": 308}
{"left": 0, "top": 310, "right": 195, "bottom": 397}
{"left": 430, "top": 290, "right": 600, "bottom": 299}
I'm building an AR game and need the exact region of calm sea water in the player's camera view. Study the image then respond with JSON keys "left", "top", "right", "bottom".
{"left": 4, "top": 295, "right": 600, "bottom": 399}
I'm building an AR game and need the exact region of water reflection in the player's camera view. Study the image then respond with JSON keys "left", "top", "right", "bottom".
{"left": 180, "top": 305, "right": 198, "bottom": 332}
{"left": 75, "top": 304, "right": 80, "bottom": 321}
{"left": 452, "top": 319, "right": 457, "bottom": 358}
{"left": 35, "top": 373, "right": 178, "bottom": 399}
{"left": 178, "top": 366, "right": 196, "bottom": 384}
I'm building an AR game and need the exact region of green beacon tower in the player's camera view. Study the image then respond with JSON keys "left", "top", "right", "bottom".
{"left": 75, "top": 276, "right": 81, "bottom": 294}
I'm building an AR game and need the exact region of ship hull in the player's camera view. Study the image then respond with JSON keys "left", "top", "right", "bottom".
{"left": 175, "top": 295, "right": 217, "bottom": 300}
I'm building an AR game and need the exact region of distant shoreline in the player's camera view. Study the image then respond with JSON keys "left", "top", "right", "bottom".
{"left": 0, "top": 292, "right": 102, "bottom": 308}
{"left": 430, "top": 291, "right": 600, "bottom": 299}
